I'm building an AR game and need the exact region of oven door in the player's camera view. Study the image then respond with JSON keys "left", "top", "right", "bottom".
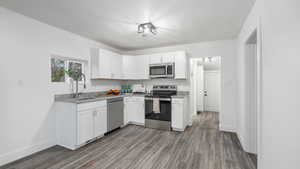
{"left": 149, "top": 64, "right": 167, "bottom": 78}
{"left": 145, "top": 97, "right": 172, "bottom": 130}
{"left": 145, "top": 97, "right": 171, "bottom": 121}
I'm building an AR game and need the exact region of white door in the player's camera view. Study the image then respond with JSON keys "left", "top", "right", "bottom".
{"left": 77, "top": 110, "right": 94, "bottom": 145}
{"left": 196, "top": 64, "right": 204, "bottom": 112}
{"left": 204, "top": 71, "right": 220, "bottom": 112}
{"left": 94, "top": 107, "right": 107, "bottom": 137}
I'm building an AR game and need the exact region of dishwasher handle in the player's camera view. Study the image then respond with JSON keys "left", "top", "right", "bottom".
{"left": 107, "top": 97, "right": 124, "bottom": 103}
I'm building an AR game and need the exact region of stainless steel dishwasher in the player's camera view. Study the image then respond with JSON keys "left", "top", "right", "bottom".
{"left": 107, "top": 97, "right": 124, "bottom": 132}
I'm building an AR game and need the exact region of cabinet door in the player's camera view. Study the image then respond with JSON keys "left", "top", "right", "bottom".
{"left": 91, "top": 48, "right": 100, "bottom": 79}
{"left": 125, "top": 101, "right": 135, "bottom": 123}
{"left": 149, "top": 54, "right": 162, "bottom": 64}
{"left": 124, "top": 98, "right": 145, "bottom": 125}
{"left": 122, "top": 55, "right": 136, "bottom": 80}
{"left": 135, "top": 55, "right": 149, "bottom": 79}
{"left": 124, "top": 99, "right": 130, "bottom": 125}
{"left": 111, "top": 52, "right": 123, "bottom": 79}
{"left": 77, "top": 110, "right": 94, "bottom": 145}
{"left": 171, "top": 99, "right": 184, "bottom": 130}
{"left": 123, "top": 55, "right": 149, "bottom": 80}
{"left": 174, "top": 52, "right": 187, "bottom": 79}
{"left": 94, "top": 106, "right": 107, "bottom": 137}
{"left": 136, "top": 100, "right": 145, "bottom": 124}
{"left": 99, "top": 49, "right": 113, "bottom": 79}
{"left": 162, "top": 53, "right": 175, "bottom": 63}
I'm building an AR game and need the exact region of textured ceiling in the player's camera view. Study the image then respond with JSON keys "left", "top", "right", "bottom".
{"left": 0, "top": 0, "right": 255, "bottom": 51}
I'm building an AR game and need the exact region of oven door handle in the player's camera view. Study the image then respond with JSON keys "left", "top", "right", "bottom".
{"left": 145, "top": 98, "right": 171, "bottom": 101}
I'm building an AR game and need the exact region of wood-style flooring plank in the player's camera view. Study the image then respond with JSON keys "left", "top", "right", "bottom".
{"left": 0, "top": 112, "right": 256, "bottom": 169}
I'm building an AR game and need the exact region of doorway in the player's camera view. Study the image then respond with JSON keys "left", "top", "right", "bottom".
{"left": 190, "top": 56, "right": 221, "bottom": 118}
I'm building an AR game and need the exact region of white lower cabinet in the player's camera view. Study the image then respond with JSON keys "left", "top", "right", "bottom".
{"left": 124, "top": 97, "right": 145, "bottom": 125}
{"left": 56, "top": 100, "right": 107, "bottom": 150}
{"left": 172, "top": 97, "right": 188, "bottom": 131}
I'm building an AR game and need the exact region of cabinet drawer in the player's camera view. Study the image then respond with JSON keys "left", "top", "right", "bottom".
{"left": 172, "top": 99, "right": 184, "bottom": 104}
{"left": 124, "top": 97, "right": 133, "bottom": 102}
{"left": 132, "top": 97, "right": 145, "bottom": 102}
{"left": 125, "top": 96, "right": 144, "bottom": 102}
{"left": 77, "top": 100, "right": 107, "bottom": 111}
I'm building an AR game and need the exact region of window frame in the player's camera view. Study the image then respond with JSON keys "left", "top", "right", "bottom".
{"left": 50, "top": 55, "right": 86, "bottom": 84}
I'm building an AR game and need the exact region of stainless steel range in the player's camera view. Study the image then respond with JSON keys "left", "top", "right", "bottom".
{"left": 145, "top": 85, "right": 177, "bottom": 130}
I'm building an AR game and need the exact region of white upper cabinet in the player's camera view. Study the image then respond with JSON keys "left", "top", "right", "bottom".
{"left": 162, "top": 53, "right": 175, "bottom": 63}
{"left": 110, "top": 52, "right": 123, "bottom": 79}
{"left": 148, "top": 51, "right": 187, "bottom": 79}
{"left": 149, "top": 53, "right": 163, "bottom": 64}
{"left": 149, "top": 53, "right": 175, "bottom": 64}
{"left": 90, "top": 48, "right": 123, "bottom": 79}
{"left": 91, "top": 47, "right": 187, "bottom": 80}
{"left": 123, "top": 55, "right": 149, "bottom": 80}
{"left": 174, "top": 51, "right": 187, "bottom": 79}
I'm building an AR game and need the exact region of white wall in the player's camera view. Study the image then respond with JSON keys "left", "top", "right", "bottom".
{"left": 0, "top": 7, "right": 122, "bottom": 165}
{"left": 261, "top": 0, "right": 300, "bottom": 169}
{"left": 238, "top": 0, "right": 300, "bottom": 168}
{"left": 124, "top": 40, "right": 238, "bottom": 132}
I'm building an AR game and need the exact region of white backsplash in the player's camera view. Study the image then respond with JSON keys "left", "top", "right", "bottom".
{"left": 123, "top": 79, "right": 190, "bottom": 92}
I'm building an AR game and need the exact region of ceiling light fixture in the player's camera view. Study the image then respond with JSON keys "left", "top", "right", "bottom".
{"left": 138, "top": 22, "right": 157, "bottom": 36}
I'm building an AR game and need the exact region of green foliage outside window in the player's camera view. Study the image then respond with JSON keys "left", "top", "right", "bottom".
{"left": 51, "top": 58, "right": 65, "bottom": 82}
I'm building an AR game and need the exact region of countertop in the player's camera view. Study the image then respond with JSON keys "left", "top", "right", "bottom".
{"left": 55, "top": 91, "right": 189, "bottom": 104}
{"left": 55, "top": 92, "right": 145, "bottom": 104}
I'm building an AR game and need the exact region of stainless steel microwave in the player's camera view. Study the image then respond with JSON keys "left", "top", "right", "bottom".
{"left": 149, "top": 63, "right": 174, "bottom": 78}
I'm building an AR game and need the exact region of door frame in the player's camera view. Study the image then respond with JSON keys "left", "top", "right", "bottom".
{"left": 242, "top": 20, "right": 262, "bottom": 162}
{"left": 189, "top": 57, "right": 222, "bottom": 125}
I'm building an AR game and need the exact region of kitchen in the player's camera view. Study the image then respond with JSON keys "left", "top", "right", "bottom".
{"left": 1, "top": 0, "right": 299, "bottom": 169}
{"left": 54, "top": 50, "right": 190, "bottom": 150}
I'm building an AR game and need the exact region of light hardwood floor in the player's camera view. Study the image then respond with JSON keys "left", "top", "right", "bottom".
{"left": 0, "top": 112, "right": 256, "bottom": 169}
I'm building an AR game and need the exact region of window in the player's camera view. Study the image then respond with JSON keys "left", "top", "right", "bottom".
{"left": 51, "top": 58, "right": 65, "bottom": 82}
{"left": 67, "top": 60, "right": 84, "bottom": 82}
{"left": 51, "top": 55, "right": 85, "bottom": 83}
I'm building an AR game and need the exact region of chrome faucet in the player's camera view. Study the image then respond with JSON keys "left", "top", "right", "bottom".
{"left": 74, "top": 72, "right": 86, "bottom": 98}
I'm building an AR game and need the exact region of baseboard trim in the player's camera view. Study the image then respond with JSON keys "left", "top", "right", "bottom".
{"left": 219, "top": 124, "right": 236, "bottom": 133}
{"left": 0, "top": 139, "right": 56, "bottom": 166}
